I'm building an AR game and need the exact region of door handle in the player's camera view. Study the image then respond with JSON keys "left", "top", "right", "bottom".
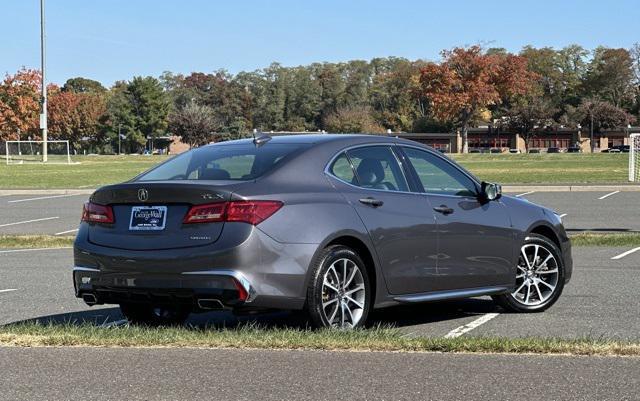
{"left": 359, "top": 197, "right": 384, "bottom": 207}
{"left": 433, "top": 205, "right": 454, "bottom": 215}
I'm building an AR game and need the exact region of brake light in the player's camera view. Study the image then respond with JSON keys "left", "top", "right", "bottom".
{"left": 226, "top": 200, "right": 283, "bottom": 225}
{"left": 183, "top": 201, "right": 283, "bottom": 225}
{"left": 81, "top": 202, "right": 114, "bottom": 224}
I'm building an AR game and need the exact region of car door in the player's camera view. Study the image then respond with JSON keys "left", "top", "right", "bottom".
{"left": 399, "top": 146, "right": 514, "bottom": 291}
{"left": 326, "top": 145, "right": 440, "bottom": 294}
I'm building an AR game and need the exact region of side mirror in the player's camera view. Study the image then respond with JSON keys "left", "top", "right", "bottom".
{"left": 480, "top": 181, "right": 502, "bottom": 202}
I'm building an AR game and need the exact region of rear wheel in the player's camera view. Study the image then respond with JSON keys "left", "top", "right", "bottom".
{"left": 307, "top": 245, "right": 371, "bottom": 329}
{"left": 119, "top": 303, "right": 190, "bottom": 326}
{"left": 492, "top": 234, "right": 565, "bottom": 313}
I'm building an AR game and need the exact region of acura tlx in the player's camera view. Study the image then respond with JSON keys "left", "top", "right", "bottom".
{"left": 73, "top": 134, "right": 572, "bottom": 328}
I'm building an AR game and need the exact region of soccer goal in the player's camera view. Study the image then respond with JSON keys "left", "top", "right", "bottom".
{"left": 630, "top": 134, "right": 640, "bottom": 182}
{"left": 4, "top": 140, "right": 72, "bottom": 165}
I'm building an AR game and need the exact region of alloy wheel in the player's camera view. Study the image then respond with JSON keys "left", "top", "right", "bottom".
{"left": 321, "top": 258, "right": 366, "bottom": 328}
{"left": 510, "top": 243, "right": 560, "bottom": 306}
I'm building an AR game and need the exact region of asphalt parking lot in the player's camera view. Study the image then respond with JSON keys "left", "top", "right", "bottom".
{"left": 1, "top": 243, "right": 639, "bottom": 340}
{"left": 1, "top": 189, "right": 639, "bottom": 339}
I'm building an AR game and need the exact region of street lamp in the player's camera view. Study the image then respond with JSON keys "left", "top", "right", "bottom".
{"left": 40, "top": 0, "right": 48, "bottom": 162}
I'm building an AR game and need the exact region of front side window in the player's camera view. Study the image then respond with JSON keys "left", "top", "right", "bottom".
{"left": 137, "top": 143, "right": 306, "bottom": 182}
{"left": 402, "top": 147, "right": 477, "bottom": 197}
{"left": 345, "top": 146, "right": 409, "bottom": 192}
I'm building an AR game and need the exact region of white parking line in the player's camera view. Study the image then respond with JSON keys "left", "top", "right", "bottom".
{"left": 0, "top": 289, "right": 18, "bottom": 294}
{"left": 0, "top": 216, "right": 59, "bottom": 228}
{"left": 7, "top": 193, "right": 85, "bottom": 203}
{"left": 598, "top": 191, "right": 620, "bottom": 200}
{"left": 444, "top": 312, "right": 500, "bottom": 338}
{"left": 611, "top": 247, "right": 640, "bottom": 260}
{"left": 559, "top": 213, "right": 567, "bottom": 218}
{"left": 55, "top": 228, "right": 78, "bottom": 236}
{"left": 0, "top": 247, "right": 72, "bottom": 254}
{"left": 515, "top": 191, "right": 535, "bottom": 197}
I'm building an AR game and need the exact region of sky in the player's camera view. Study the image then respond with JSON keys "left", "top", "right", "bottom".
{"left": 2, "top": 0, "right": 639, "bottom": 86}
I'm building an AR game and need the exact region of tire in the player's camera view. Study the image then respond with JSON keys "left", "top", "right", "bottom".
{"left": 306, "top": 245, "right": 371, "bottom": 329}
{"left": 119, "top": 303, "right": 190, "bottom": 326}
{"left": 492, "top": 233, "right": 565, "bottom": 313}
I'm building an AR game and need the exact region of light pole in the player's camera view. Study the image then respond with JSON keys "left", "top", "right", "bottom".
{"left": 40, "top": 0, "right": 48, "bottom": 162}
{"left": 118, "top": 124, "right": 122, "bottom": 155}
{"left": 590, "top": 111, "right": 594, "bottom": 153}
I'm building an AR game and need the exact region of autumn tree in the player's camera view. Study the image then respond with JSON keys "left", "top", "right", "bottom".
{"left": 323, "top": 106, "right": 385, "bottom": 133}
{"left": 499, "top": 93, "right": 558, "bottom": 151}
{"left": 169, "top": 101, "right": 219, "bottom": 147}
{"left": 584, "top": 47, "right": 635, "bottom": 108}
{"left": 0, "top": 68, "right": 41, "bottom": 141}
{"left": 48, "top": 86, "right": 107, "bottom": 150}
{"left": 418, "top": 46, "right": 536, "bottom": 152}
{"left": 62, "top": 77, "right": 106, "bottom": 94}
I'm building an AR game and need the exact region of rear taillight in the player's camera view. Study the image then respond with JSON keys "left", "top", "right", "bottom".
{"left": 81, "top": 202, "right": 114, "bottom": 224}
{"left": 232, "top": 278, "right": 249, "bottom": 301}
{"left": 183, "top": 203, "right": 227, "bottom": 224}
{"left": 183, "top": 201, "right": 283, "bottom": 225}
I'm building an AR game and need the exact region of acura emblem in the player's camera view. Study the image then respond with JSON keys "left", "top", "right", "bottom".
{"left": 137, "top": 189, "right": 149, "bottom": 202}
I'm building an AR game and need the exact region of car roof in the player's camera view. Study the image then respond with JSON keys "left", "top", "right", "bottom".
{"left": 210, "top": 133, "right": 417, "bottom": 147}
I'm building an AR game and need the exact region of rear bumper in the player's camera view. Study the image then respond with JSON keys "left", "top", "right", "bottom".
{"left": 73, "top": 267, "right": 255, "bottom": 310}
{"left": 73, "top": 222, "right": 318, "bottom": 311}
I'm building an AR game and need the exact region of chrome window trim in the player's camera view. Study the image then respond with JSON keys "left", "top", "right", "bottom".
{"left": 73, "top": 266, "right": 100, "bottom": 273}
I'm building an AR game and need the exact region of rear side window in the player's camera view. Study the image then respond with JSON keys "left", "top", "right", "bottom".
{"left": 137, "top": 143, "right": 306, "bottom": 182}
{"left": 345, "top": 146, "right": 409, "bottom": 192}
{"left": 329, "top": 153, "right": 356, "bottom": 183}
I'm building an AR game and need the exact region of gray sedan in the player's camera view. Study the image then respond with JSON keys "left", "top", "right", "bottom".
{"left": 73, "top": 134, "right": 572, "bottom": 328}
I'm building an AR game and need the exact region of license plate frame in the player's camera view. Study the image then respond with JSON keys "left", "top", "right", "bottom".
{"left": 129, "top": 206, "right": 168, "bottom": 231}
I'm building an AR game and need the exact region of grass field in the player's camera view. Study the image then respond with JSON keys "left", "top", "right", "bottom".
{"left": 1, "top": 322, "right": 638, "bottom": 356}
{"left": 0, "top": 153, "right": 631, "bottom": 189}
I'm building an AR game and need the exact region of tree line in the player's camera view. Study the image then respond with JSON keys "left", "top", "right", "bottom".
{"left": 1, "top": 43, "right": 638, "bottom": 153}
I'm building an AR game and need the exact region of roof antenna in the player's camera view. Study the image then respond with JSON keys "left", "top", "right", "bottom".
{"left": 252, "top": 128, "right": 272, "bottom": 147}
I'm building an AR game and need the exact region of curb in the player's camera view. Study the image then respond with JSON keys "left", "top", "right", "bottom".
{"left": 0, "top": 189, "right": 95, "bottom": 196}
{"left": 503, "top": 185, "right": 640, "bottom": 192}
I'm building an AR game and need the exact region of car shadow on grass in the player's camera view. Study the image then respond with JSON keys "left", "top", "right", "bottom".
{"left": 8, "top": 297, "right": 500, "bottom": 331}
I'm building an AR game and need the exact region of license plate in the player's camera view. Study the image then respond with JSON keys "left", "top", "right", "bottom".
{"left": 129, "top": 206, "right": 167, "bottom": 231}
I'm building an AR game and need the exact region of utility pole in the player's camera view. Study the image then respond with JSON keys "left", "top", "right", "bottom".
{"left": 118, "top": 124, "right": 122, "bottom": 155}
{"left": 40, "top": 0, "right": 48, "bottom": 162}
{"left": 590, "top": 112, "right": 594, "bottom": 153}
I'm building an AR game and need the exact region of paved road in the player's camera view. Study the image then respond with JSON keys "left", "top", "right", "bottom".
{"left": 0, "top": 191, "right": 638, "bottom": 235}
{"left": 2, "top": 246, "right": 639, "bottom": 340}
{"left": 0, "top": 347, "right": 638, "bottom": 401}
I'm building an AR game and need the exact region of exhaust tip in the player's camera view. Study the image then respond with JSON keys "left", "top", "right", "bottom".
{"left": 82, "top": 293, "right": 98, "bottom": 306}
{"left": 197, "top": 298, "right": 224, "bottom": 310}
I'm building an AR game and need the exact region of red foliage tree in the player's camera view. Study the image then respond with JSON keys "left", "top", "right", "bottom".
{"left": 418, "top": 46, "right": 536, "bottom": 152}
{"left": 49, "top": 86, "right": 107, "bottom": 150}
{"left": 0, "top": 68, "right": 41, "bottom": 141}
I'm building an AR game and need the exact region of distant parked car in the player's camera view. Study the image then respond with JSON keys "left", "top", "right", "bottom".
{"left": 547, "top": 147, "right": 561, "bottom": 153}
{"left": 529, "top": 149, "right": 541, "bottom": 153}
{"left": 602, "top": 148, "right": 621, "bottom": 153}
{"left": 567, "top": 147, "right": 581, "bottom": 153}
{"left": 509, "top": 149, "right": 520, "bottom": 154}
{"left": 613, "top": 145, "right": 630, "bottom": 153}
{"left": 489, "top": 148, "right": 502, "bottom": 154}
{"left": 72, "top": 134, "right": 572, "bottom": 328}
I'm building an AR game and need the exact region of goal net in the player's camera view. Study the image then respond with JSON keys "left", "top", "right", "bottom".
{"left": 631, "top": 134, "right": 640, "bottom": 182}
{"left": 4, "top": 140, "right": 72, "bottom": 164}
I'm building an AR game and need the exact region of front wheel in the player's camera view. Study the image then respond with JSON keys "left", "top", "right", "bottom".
{"left": 119, "top": 303, "right": 190, "bottom": 326}
{"left": 306, "top": 245, "right": 371, "bottom": 329}
{"left": 492, "top": 233, "right": 565, "bottom": 313}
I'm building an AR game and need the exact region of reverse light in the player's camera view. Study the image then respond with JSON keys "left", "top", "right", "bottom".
{"left": 183, "top": 201, "right": 283, "bottom": 225}
{"left": 81, "top": 202, "right": 115, "bottom": 224}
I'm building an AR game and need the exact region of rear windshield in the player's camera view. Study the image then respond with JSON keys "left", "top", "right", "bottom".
{"left": 136, "top": 143, "right": 306, "bottom": 182}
